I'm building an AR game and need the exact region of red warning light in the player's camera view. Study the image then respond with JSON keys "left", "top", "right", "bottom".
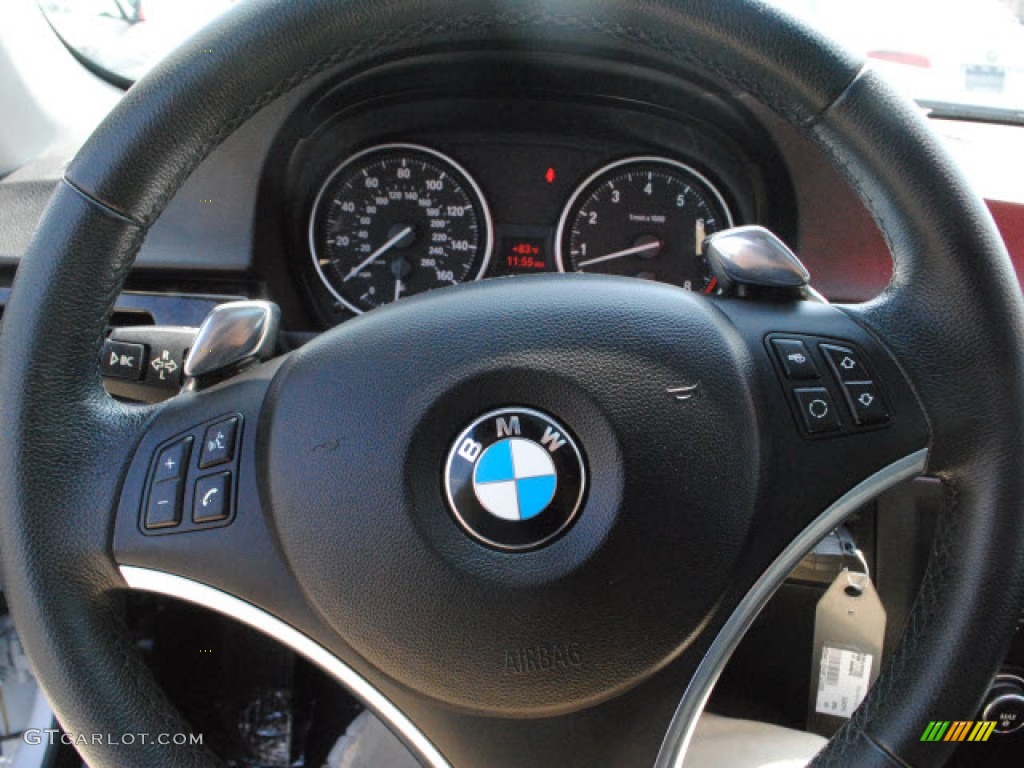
{"left": 545, "top": 167, "right": 556, "bottom": 184}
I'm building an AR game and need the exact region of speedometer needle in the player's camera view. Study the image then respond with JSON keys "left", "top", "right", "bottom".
{"left": 576, "top": 240, "right": 661, "bottom": 269}
{"left": 343, "top": 226, "right": 414, "bottom": 282}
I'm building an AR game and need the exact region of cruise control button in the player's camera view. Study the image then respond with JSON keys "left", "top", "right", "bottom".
{"left": 193, "top": 473, "right": 231, "bottom": 523}
{"left": 199, "top": 417, "right": 238, "bottom": 468}
{"left": 843, "top": 382, "right": 890, "bottom": 425}
{"left": 771, "top": 339, "right": 820, "bottom": 380}
{"left": 154, "top": 437, "right": 192, "bottom": 483}
{"left": 793, "top": 388, "right": 841, "bottom": 433}
{"left": 100, "top": 340, "right": 145, "bottom": 381}
{"left": 820, "top": 344, "right": 869, "bottom": 382}
{"left": 146, "top": 479, "right": 182, "bottom": 529}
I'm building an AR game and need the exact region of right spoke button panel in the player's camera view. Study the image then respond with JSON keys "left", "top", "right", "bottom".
{"left": 767, "top": 335, "right": 892, "bottom": 438}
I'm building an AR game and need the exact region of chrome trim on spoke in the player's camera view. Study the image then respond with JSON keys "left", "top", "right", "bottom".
{"left": 655, "top": 448, "right": 929, "bottom": 768}
{"left": 119, "top": 566, "right": 450, "bottom": 768}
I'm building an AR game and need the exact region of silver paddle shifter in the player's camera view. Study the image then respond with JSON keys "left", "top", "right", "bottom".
{"left": 184, "top": 300, "right": 280, "bottom": 382}
{"left": 704, "top": 225, "right": 827, "bottom": 302}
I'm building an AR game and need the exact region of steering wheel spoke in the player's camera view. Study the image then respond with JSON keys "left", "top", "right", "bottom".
{"left": 111, "top": 360, "right": 296, "bottom": 609}
{"left": 648, "top": 290, "right": 933, "bottom": 768}
{"left": 713, "top": 297, "right": 930, "bottom": 541}
{"left": 108, "top": 343, "right": 712, "bottom": 768}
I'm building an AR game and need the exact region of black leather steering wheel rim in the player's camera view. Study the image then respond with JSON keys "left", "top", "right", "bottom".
{"left": 2, "top": 1, "right": 1023, "bottom": 767}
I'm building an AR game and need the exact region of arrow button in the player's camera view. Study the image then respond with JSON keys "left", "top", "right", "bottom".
{"left": 820, "top": 344, "right": 869, "bottom": 382}
{"left": 843, "top": 382, "right": 889, "bottom": 426}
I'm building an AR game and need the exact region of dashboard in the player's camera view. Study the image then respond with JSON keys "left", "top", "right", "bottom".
{"left": 0, "top": 49, "right": 924, "bottom": 335}
{"left": 6, "top": 47, "right": 1014, "bottom": 334}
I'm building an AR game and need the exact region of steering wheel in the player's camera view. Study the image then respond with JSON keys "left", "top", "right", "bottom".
{"left": 2, "top": 1, "right": 1023, "bottom": 766}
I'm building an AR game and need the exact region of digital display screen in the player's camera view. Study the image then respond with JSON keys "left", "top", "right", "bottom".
{"left": 500, "top": 237, "right": 549, "bottom": 273}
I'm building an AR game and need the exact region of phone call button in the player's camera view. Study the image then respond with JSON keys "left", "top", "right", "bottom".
{"left": 194, "top": 473, "right": 231, "bottom": 523}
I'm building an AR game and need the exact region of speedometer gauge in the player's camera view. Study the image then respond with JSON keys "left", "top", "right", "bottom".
{"left": 309, "top": 144, "right": 493, "bottom": 314}
{"left": 555, "top": 157, "right": 734, "bottom": 293}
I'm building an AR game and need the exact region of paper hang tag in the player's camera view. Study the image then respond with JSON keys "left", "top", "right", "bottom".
{"left": 806, "top": 570, "right": 887, "bottom": 737}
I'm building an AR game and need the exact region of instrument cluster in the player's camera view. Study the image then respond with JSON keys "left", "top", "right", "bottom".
{"left": 307, "top": 142, "right": 737, "bottom": 315}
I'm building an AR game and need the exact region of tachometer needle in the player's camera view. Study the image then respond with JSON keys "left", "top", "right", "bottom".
{"left": 576, "top": 240, "right": 661, "bottom": 269}
{"left": 343, "top": 226, "right": 414, "bottom": 282}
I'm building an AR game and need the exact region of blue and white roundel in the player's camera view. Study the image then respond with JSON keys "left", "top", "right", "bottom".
{"left": 445, "top": 407, "right": 585, "bottom": 551}
{"left": 472, "top": 438, "right": 557, "bottom": 521}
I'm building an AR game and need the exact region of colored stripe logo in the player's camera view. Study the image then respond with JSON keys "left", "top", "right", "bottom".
{"left": 920, "top": 720, "right": 997, "bottom": 742}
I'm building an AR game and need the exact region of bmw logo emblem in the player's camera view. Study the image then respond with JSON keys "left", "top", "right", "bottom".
{"left": 444, "top": 407, "right": 587, "bottom": 551}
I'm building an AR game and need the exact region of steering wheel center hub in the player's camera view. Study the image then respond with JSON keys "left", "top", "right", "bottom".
{"left": 264, "top": 275, "right": 760, "bottom": 714}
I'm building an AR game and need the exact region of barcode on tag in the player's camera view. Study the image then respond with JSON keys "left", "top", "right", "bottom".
{"left": 821, "top": 647, "right": 841, "bottom": 689}
{"left": 815, "top": 646, "right": 873, "bottom": 718}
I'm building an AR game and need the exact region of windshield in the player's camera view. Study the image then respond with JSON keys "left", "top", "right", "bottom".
{"left": 37, "top": 0, "right": 1024, "bottom": 122}
{"left": 771, "top": 0, "right": 1024, "bottom": 121}
{"left": 38, "top": 1, "right": 235, "bottom": 83}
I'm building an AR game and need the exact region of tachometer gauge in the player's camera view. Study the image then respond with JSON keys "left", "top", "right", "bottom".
{"left": 555, "top": 157, "right": 733, "bottom": 293}
{"left": 309, "top": 144, "right": 493, "bottom": 313}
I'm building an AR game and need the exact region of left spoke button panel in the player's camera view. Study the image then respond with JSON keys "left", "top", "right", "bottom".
{"left": 141, "top": 414, "right": 242, "bottom": 534}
